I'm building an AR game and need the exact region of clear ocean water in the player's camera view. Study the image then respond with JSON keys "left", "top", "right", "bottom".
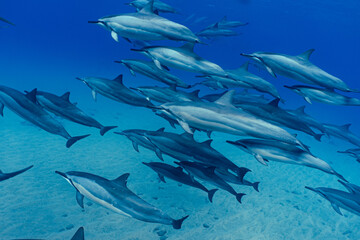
{"left": 1, "top": 0, "right": 360, "bottom": 239}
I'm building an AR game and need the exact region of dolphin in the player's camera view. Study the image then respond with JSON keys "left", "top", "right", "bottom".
{"left": 76, "top": 75, "right": 153, "bottom": 108}
{"left": 338, "top": 180, "right": 360, "bottom": 196}
{"left": 197, "top": 23, "right": 238, "bottom": 38}
{"left": 227, "top": 138, "right": 346, "bottom": 181}
{"left": 131, "top": 42, "right": 227, "bottom": 77}
{"left": 142, "top": 162, "right": 218, "bottom": 202}
{"left": 0, "top": 17, "right": 15, "bottom": 26}
{"left": 305, "top": 186, "right": 360, "bottom": 216}
{"left": 115, "top": 59, "right": 190, "bottom": 88}
{"left": 201, "top": 90, "right": 270, "bottom": 105}
{"left": 131, "top": 86, "right": 201, "bottom": 104}
{"left": 0, "top": 86, "right": 90, "bottom": 148}
{"left": 56, "top": 171, "right": 189, "bottom": 229}
{"left": 241, "top": 49, "right": 358, "bottom": 92}
{"left": 322, "top": 123, "right": 360, "bottom": 147}
{"left": 337, "top": 148, "right": 360, "bottom": 163}
{"left": 175, "top": 161, "right": 246, "bottom": 204}
{"left": 285, "top": 105, "right": 326, "bottom": 133}
{"left": 207, "top": 16, "right": 248, "bottom": 29}
{"left": 284, "top": 85, "right": 360, "bottom": 105}
{"left": 114, "top": 129, "right": 158, "bottom": 155}
{"left": 35, "top": 91, "right": 117, "bottom": 136}
{"left": 214, "top": 168, "right": 260, "bottom": 192}
{"left": 126, "top": 0, "right": 178, "bottom": 14}
{"left": 157, "top": 90, "right": 308, "bottom": 150}
{"left": 193, "top": 74, "right": 252, "bottom": 90}
{"left": 142, "top": 128, "right": 250, "bottom": 179}
{"left": 0, "top": 165, "right": 33, "bottom": 182}
{"left": 89, "top": 0, "right": 199, "bottom": 43}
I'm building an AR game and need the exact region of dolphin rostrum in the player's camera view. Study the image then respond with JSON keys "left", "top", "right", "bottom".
{"left": 56, "top": 170, "right": 189, "bottom": 229}
{"left": 0, "top": 165, "right": 33, "bottom": 182}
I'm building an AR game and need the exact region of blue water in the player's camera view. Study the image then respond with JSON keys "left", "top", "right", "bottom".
{"left": 1, "top": 0, "right": 360, "bottom": 239}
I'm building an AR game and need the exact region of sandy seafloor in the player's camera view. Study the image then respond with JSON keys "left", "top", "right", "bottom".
{"left": 1, "top": 89, "right": 360, "bottom": 240}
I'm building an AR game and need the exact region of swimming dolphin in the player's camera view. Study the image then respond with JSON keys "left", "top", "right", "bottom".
{"left": 76, "top": 75, "right": 153, "bottom": 108}
{"left": 197, "top": 23, "right": 238, "bottom": 38}
{"left": 35, "top": 91, "right": 117, "bottom": 135}
{"left": 132, "top": 42, "right": 227, "bottom": 77}
{"left": 131, "top": 86, "right": 201, "bottom": 103}
{"left": 175, "top": 161, "right": 246, "bottom": 204}
{"left": 157, "top": 90, "right": 308, "bottom": 150}
{"left": 337, "top": 148, "right": 360, "bottom": 163}
{"left": 125, "top": 0, "right": 178, "bottom": 14}
{"left": 115, "top": 59, "right": 190, "bottom": 88}
{"left": 0, "top": 165, "right": 33, "bottom": 182}
{"left": 201, "top": 90, "right": 270, "bottom": 105}
{"left": 142, "top": 162, "right": 218, "bottom": 202}
{"left": 0, "top": 17, "right": 15, "bottom": 26}
{"left": 214, "top": 168, "right": 260, "bottom": 192}
{"left": 284, "top": 85, "right": 360, "bottom": 105}
{"left": 55, "top": 171, "right": 189, "bottom": 229}
{"left": 322, "top": 123, "right": 360, "bottom": 147}
{"left": 227, "top": 139, "right": 346, "bottom": 181}
{"left": 305, "top": 186, "right": 360, "bottom": 216}
{"left": 286, "top": 105, "right": 326, "bottom": 133}
{"left": 338, "top": 180, "right": 360, "bottom": 196}
{"left": 0, "top": 86, "right": 90, "bottom": 148}
{"left": 114, "top": 129, "right": 158, "bottom": 155}
{"left": 89, "top": 0, "right": 199, "bottom": 43}
{"left": 193, "top": 74, "right": 252, "bottom": 90}
{"left": 241, "top": 49, "right": 358, "bottom": 92}
{"left": 207, "top": 16, "right": 248, "bottom": 29}
{"left": 142, "top": 128, "right": 250, "bottom": 179}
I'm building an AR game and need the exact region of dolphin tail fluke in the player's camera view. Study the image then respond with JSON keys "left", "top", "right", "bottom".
{"left": 207, "top": 189, "right": 218, "bottom": 203}
{"left": 235, "top": 167, "right": 251, "bottom": 182}
{"left": 100, "top": 126, "right": 117, "bottom": 136}
{"left": 172, "top": 215, "right": 189, "bottom": 229}
{"left": 314, "top": 133, "right": 324, "bottom": 142}
{"left": 71, "top": 227, "right": 84, "bottom": 240}
{"left": 252, "top": 182, "right": 260, "bottom": 192}
{"left": 66, "top": 134, "right": 91, "bottom": 148}
{"left": 236, "top": 193, "right": 246, "bottom": 204}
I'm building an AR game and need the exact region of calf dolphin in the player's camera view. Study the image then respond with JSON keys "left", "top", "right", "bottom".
{"left": 126, "top": 0, "right": 178, "bottom": 14}
{"left": 115, "top": 129, "right": 158, "bottom": 155}
{"left": 337, "top": 148, "right": 360, "bottom": 163}
{"left": 0, "top": 165, "right": 33, "bottom": 182}
{"left": 0, "top": 86, "right": 90, "bottom": 148}
{"left": 76, "top": 75, "right": 153, "bottom": 108}
{"left": 36, "top": 91, "right": 116, "bottom": 135}
{"left": 207, "top": 16, "right": 248, "bottom": 29}
{"left": 132, "top": 42, "right": 227, "bottom": 77}
{"left": 197, "top": 23, "right": 238, "bottom": 38}
{"left": 175, "top": 161, "right": 246, "bottom": 204}
{"left": 157, "top": 90, "right": 308, "bottom": 150}
{"left": 323, "top": 123, "right": 360, "bottom": 147}
{"left": 284, "top": 85, "right": 360, "bottom": 105}
{"left": 89, "top": 0, "right": 199, "bottom": 43}
{"left": 132, "top": 86, "right": 201, "bottom": 103}
{"left": 305, "top": 186, "right": 360, "bottom": 216}
{"left": 56, "top": 171, "right": 189, "bottom": 229}
{"left": 241, "top": 49, "right": 358, "bottom": 92}
{"left": 227, "top": 139, "right": 346, "bottom": 181}
{"left": 143, "top": 162, "right": 218, "bottom": 202}
{"left": 115, "top": 59, "right": 190, "bottom": 88}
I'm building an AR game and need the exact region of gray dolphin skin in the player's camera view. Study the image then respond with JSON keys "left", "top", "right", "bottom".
{"left": 286, "top": 105, "right": 326, "bottom": 133}
{"left": 158, "top": 90, "right": 307, "bottom": 150}
{"left": 89, "top": 0, "right": 199, "bottom": 43}
{"left": 0, "top": 17, "right": 15, "bottom": 26}
{"left": 194, "top": 74, "right": 251, "bottom": 90}
{"left": 56, "top": 171, "right": 189, "bottom": 229}
{"left": 207, "top": 16, "right": 248, "bottom": 29}
{"left": 175, "top": 161, "right": 246, "bottom": 204}
{"left": 115, "top": 59, "right": 190, "bottom": 88}
{"left": 126, "top": 0, "right": 178, "bottom": 14}
{"left": 142, "top": 162, "right": 218, "bottom": 202}
{"left": 197, "top": 24, "right": 238, "bottom": 38}
{"left": 227, "top": 139, "right": 346, "bottom": 181}
{"left": 284, "top": 85, "right": 360, "bottom": 105}
{"left": 305, "top": 186, "right": 360, "bottom": 216}
{"left": 322, "top": 123, "right": 360, "bottom": 147}
{"left": 0, "top": 165, "right": 33, "bottom": 182}
{"left": 132, "top": 42, "right": 227, "bottom": 77}
{"left": 142, "top": 128, "right": 250, "bottom": 179}
{"left": 0, "top": 86, "right": 90, "bottom": 148}
{"left": 241, "top": 49, "right": 358, "bottom": 92}
{"left": 201, "top": 90, "right": 270, "bottom": 105}
{"left": 132, "top": 86, "right": 201, "bottom": 103}
{"left": 337, "top": 148, "right": 360, "bottom": 163}
{"left": 35, "top": 91, "right": 117, "bottom": 135}
{"left": 114, "top": 129, "right": 158, "bottom": 154}
{"left": 76, "top": 74, "right": 153, "bottom": 108}
{"left": 338, "top": 180, "right": 360, "bottom": 196}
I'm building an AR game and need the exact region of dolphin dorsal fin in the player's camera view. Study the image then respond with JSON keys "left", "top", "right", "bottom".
{"left": 71, "top": 227, "right": 84, "bottom": 240}
{"left": 214, "top": 22, "right": 219, "bottom": 28}
{"left": 268, "top": 98, "right": 280, "bottom": 107}
{"left": 181, "top": 42, "right": 195, "bottom": 52}
{"left": 60, "top": 92, "right": 71, "bottom": 102}
{"left": 341, "top": 124, "right": 351, "bottom": 131}
{"left": 113, "top": 74, "right": 123, "bottom": 84}
{"left": 26, "top": 88, "right": 37, "bottom": 103}
{"left": 190, "top": 89, "right": 200, "bottom": 98}
{"left": 112, "top": 173, "right": 130, "bottom": 187}
{"left": 294, "top": 106, "right": 306, "bottom": 114}
{"left": 237, "top": 62, "right": 249, "bottom": 71}
{"left": 298, "top": 49, "right": 315, "bottom": 60}
{"left": 201, "top": 139, "right": 213, "bottom": 147}
{"left": 139, "top": 0, "right": 155, "bottom": 14}
{"left": 220, "top": 16, "right": 227, "bottom": 23}
{"left": 156, "top": 127, "right": 165, "bottom": 132}
{"left": 215, "top": 90, "right": 234, "bottom": 106}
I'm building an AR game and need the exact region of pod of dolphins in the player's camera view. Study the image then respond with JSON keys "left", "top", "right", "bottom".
{"left": 2, "top": 0, "right": 360, "bottom": 237}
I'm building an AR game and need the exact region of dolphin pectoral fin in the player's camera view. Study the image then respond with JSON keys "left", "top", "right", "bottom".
{"left": 331, "top": 203, "right": 343, "bottom": 216}
{"left": 111, "top": 31, "right": 119, "bottom": 42}
{"left": 254, "top": 154, "right": 268, "bottom": 166}
{"left": 91, "top": 90, "right": 97, "bottom": 101}
{"left": 155, "top": 148, "right": 164, "bottom": 161}
{"left": 158, "top": 174, "right": 166, "bottom": 183}
{"left": 207, "top": 189, "right": 218, "bottom": 203}
{"left": 76, "top": 191, "right": 84, "bottom": 209}
{"left": 129, "top": 69, "right": 136, "bottom": 76}
{"left": 132, "top": 141, "right": 139, "bottom": 152}
{"left": 153, "top": 59, "right": 163, "bottom": 70}
{"left": 178, "top": 120, "right": 193, "bottom": 134}
{"left": 0, "top": 103, "right": 4, "bottom": 116}
{"left": 71, "top": 227, "right": 84, "bottom": 240}
{"left": 257, "top": 58, "right": 276, "bottom": 78}
{"left": 304, "top": 97, "right": 312, "bottom": 104}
